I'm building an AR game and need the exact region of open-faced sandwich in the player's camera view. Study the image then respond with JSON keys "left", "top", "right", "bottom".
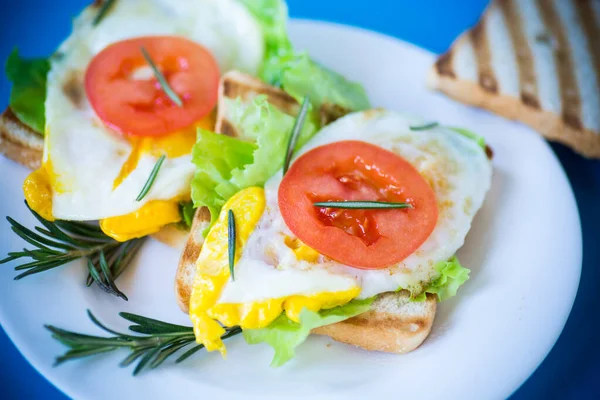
{"left": 174, "top": 72, "right": 493, "bottom": 366}
{"left": 1, "top": 0, "right": 492, "bottom": 373}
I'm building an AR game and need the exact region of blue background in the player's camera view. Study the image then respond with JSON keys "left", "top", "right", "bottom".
{"left": 1, "top": 0, "right": 598, "bottom": 398}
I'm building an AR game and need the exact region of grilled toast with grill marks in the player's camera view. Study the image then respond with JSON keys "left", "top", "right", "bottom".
{"left": 427, "top": 0, "right": 600, "bottom": 157}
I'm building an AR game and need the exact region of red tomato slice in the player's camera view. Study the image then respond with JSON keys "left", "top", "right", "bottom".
{"left": 278, "top": 141, "right": 438, "bottom": 270}
{"left": 85, "top": 36, "right": 220, "bottom": 137}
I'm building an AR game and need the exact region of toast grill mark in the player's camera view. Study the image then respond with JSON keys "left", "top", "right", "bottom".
{"left": 537, "top": 0, "right": 583, "bottom": 130}
{"left": 222, "top": 78, "right": 298, "bottom": 113}
{"left": 320, "top": 103, "right": 350, "bottom": 126}
{"left": 222, "top": 79, "right": 241, "bottom": 100}
{"left": 577, "top": 0, "right": 600, "bottom": 94}
{"left": 564, "top": 0, "right": 600, "bottom": 133}
{"left": 435, "top": 51, "right": 456, "bottom": 79}
{"left": 470, "top": 20, "right": 499, "bottom": 93}
{"left": 499, "top": 0, "right": 541, "bottom": 109}
{"left": 219, "top": 120, "right": 238, "bottom": 137}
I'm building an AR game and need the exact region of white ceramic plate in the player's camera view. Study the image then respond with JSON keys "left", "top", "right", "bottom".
{"left": 0, "top": 20, "right": 582, "bottom": 400}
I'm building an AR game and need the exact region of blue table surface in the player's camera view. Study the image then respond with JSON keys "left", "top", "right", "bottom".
{"left": 1, "top": 0, "right": 599, "bottom": 398}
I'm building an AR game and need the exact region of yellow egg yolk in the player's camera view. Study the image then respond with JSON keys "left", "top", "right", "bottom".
{"left": 113, "top": 111, "right": 215, "bottom": 189}
{"left": 23, "top": 113, "right": 214, "bottom": 235}
{"left": 99, "top": 200, "right": 182, "bottom": 242}
{"left": 188, "top": 187, "right": 360, "bottom": 356}
{"left": 102, "top": 114, "right": 214, "bottom": 241}
{"left": 23, "top": 161, "right": 58, "bottom": 221}
{"left": 189, "top": 187, "right": 266, "bottom": 355}
{"left": 284, "top": 236, "right": 321, "bottom": 263}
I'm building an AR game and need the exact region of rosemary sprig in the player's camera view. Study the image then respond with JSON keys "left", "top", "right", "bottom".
{"left": 140, "top": 47, "right": 183, "bottom": 108}
{"left": 283, "top": 95, "right": 310, "bottom": 174}
{"left": 409, "top": 122, "right": 439, "bottom": 131}
{"left": 93, "top": 0, "right": 117, "bottom": 26}
{"left": 136, "top": 154, "right": 166, "bottom": 201}
{"left": 228, "top": 209, "right": 236, "bottom": 281}
{"left": 1, "top": 202, "right": 145, "bottom": 300}
{"left": 313, "top": 201, "right": 413, "bottom": 210}
{"left": 47, "top": 310, "right": 242, "bottom": 375}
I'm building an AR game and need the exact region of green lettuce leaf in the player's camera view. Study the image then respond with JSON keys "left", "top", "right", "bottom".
{"left": 239, "top": 0, "right": 292, "bottom": 60}
{"left": 190, "top": 96, "right": 318, "bottom": 222}
{"left": 450, "top": 127, "right": 486, "bottom": 150}
{"left": 190, "top": 129, "right": 256, "bottom": 219}
{"left": 240, "top": 0, "right": 370, "bottom": 111}
{"left": 243, "top": 298, "right": 374, "bottom": 367}
{"left": 412, "top": 256, "right": 470, "bottom": 302}
{"left": 178, "top": 202, "right": 195, "bottom": 229}
{"left": 5, "top": 49, "right": 49, "bottom": 135}
{"left": 274, "top": 52, "right": 370, "bottom": 111}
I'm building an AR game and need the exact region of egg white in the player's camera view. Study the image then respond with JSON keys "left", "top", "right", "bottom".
{"left": 45, "top": 0, "right": 264, "bottom": 220}
{"left": 217, "top": 110, "right": 492, "bottom": 303}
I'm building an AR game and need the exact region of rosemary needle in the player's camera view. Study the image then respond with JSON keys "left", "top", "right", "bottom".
{"left": 283, "top": 95, "right": 310, "bottom": 175}
{"left": 140, "top": 46, "right": 183, "bottom": 108}
{"left": 92, "top": 0, "right": 117, "bottom": 26}
{"left": 409, "top": 122, "right": 439, "bottom": 131}
{"left": 228, "top": 209, "right": 236, "bottom": 281}
{"left": 313, "top": 201, "right": 413, "bottom": 210}
{"left": 136, "top": 154, "right": 165, "bottom": 201}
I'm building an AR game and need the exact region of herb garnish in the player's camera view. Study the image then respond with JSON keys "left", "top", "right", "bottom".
{"left": 228, "top": 209, "right": 236, "bottom": 281}
{"left": 93, "top": 0, "right": 117, "bottom": 26}
{"left": 136, "top": 154, "right": 166, "bottom": 201}
{"left": 47, "top": 310, "right": 242, "bottom": 375}
{"left": 313, "top": 201, "right": 413, "bottom": 210}
{"left": 283, "top": 95, "right": 310, "bottom": 174}
{"left": 1, "top": 202, "right": 144, "bottom": 300}
{"left": 140, "top": 47, "right": 183, "bottom": 108}
{"left": 409, "top": 122, "right": 439, "bottom": 131}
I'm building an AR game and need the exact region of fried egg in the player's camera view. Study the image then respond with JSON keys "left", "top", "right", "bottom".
{"left": 24, "top": 0, "right": 264, "bottom": 241}
{"left": 189, "top": 109, "right": 492, "bottom": 352}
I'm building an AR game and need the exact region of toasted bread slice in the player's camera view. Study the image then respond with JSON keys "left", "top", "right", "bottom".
{"left": 175, "top": 71, "right": 436, "bottom": 354}
{"left": 427, "top": 0, "right": 600, "bottom": 158}
{"left": 0, "top": 108, "right": 44, "bottom": 170}
{"left": 312, "top": 291, "right": 436, "bottom": 354}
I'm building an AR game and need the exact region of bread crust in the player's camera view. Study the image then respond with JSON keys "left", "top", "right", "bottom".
{"left": 0, "top": 108, "right": 44, "bottom": 169}
{"left": 427, "top": 0, "right": 600, "bottom": 158}
{"left": 427, "top": 71, "right": 600, "bottom": 157}
{"left": 313, "top": 292, "right": 436, "bottom": 354}
{"left": 175, "top": 206, "right": 211, "bottom": 312}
